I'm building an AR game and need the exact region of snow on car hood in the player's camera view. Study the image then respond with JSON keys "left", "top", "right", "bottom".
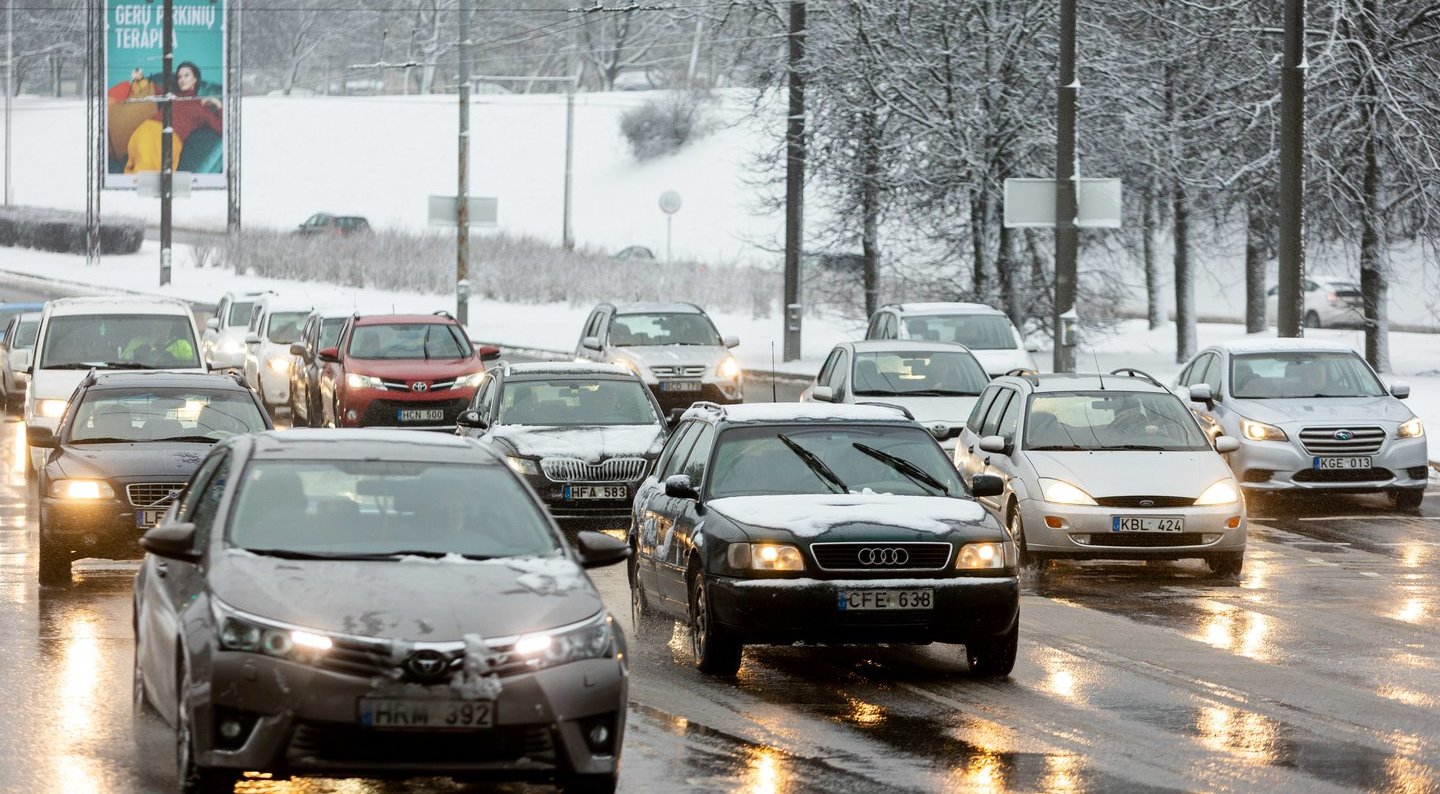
{"left": 969, "top": 348, "right": 1036, "bottom": 377}
{"left": 490, "top": 424, "right": 665, "bottom": 462}
{"left": 616, "top": 346, "right": 729, "bottom": 370}
{"left": 211, "top": 552, "right": 602, "bottom": 641}
{"left": 1226, "top": 395, "right": 1414, "bottom": 427}
{"left": 1024, "top": 450, "right": 1234, "bottom": 499}
{"left": 707, "top": 493, "right": 989, "bottom": 538}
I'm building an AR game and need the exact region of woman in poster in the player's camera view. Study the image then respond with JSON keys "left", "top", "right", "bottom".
{"left": 111, "top": 61, "right": 223, "bottom": 175}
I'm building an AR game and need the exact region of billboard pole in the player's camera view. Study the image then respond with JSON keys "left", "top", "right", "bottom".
{"left": 86, "top": 0, "right": 100, "bottom": 265}
{"left": 227, "top": 0, "right": 242, "bottom": 273}
{"left": 159, "top": 0, "right": 174, "bottom": 286}
{"left": 5, "top": 0, "right": 12, "bottom": 206}
{"left": 455, "top": 0, "right": 471, "bottom": 326}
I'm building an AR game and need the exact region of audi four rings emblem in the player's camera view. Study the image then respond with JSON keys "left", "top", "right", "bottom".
{"left": 857, "top": 547, "right": 909, "bottom": 565}
{"left": 411, "top": 382, "right": 430, "bottom": 393}
{"left": 405, "top": 649, "right": 449, "bottom": 679}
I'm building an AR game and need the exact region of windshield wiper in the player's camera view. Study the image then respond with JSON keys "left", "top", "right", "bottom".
{"left": 382, "top": 550, "right": 496, "bottom": 560}
{"left": 851, "top": 442, "right": 950, "bottom": 496}
{"left": 151, "top": 435, "right": 221, "bottom": 444}
{"left": 70, "top": 436, "right": 137, "bottom": 445}
{"left": 776, "top": 433, "right": 848, "bottom": 494}
{"left": 97, "top": 361, "right": 155, "bottom": 369}
{"left": 1027, "top": 445, "right": 1084, "bottom": 451}
{"left": 1102, "top": 444, "right": 1173, "bottom": 451}
{"left": 243, "top": 548, "right": 379, "bottom": 560}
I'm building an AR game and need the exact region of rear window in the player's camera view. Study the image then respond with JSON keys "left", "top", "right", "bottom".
{"left": 904, "top": 314, "right": 1019, "bottom": 350}
{"left": 14, "top": 320, "right": 38, "bottom": 348}
{"left": 40, "top": 313, "right": 199, "bottom": 369}
{"left": 347, "top": 323, "right": 472, "bottom": 360}
{"left": 499, "top": 379, "right": 660, "bottom": 426}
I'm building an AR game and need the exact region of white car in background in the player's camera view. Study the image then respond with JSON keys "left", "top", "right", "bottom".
{"left": 1, "top": 311, "right": 40, "bottom": 413}
{"left": 243, "top": 295, "right": 313, "bottom": 415}
{"left": 864, "top": 302, "right": 1038, "bottom": 377}
{"left": 800, "top": 340, "right": 991, "bottom": 451}
{"left": 1265, "top": 276, "right": 1364, "bottom": 329}
{"left": 203, "top": 290, "right": 271, "bottom": 371}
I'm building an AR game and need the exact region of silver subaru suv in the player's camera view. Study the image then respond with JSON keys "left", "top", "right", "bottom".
{"left": 1175, "top": 339, "right": 1427, "bottom": 510}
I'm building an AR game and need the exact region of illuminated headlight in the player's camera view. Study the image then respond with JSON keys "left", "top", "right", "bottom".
{"left": 266, "top": 356, "right": 290, "bottom": 374}
{"left": 37, "top": 399, "right": 67, "bottom": 419}
{"left": 1194, "top": 479, "right": 1240, "bottom": 506}
{"left": 510, "top": 613, "right": 614, "bottom": 670}
{"left": 1241, "top": 419, "right": 1287, "bottom": 442}
{"left": 956, "top": 541, "right": 1015, "bottom": 570}
{"left": 215, "top": 602, "right": 332, "bottom": 662}
{"left": 506, "top": 456, "right": 540, "bottom": 476}
{"left": 1040, "top": 477, "right": 1097, "bottom": 505}
{"left": 727, "top": 543, "right": 805, "bottom": 572}
{"left": 49, "top": 479, "right": 115, "bottom": 500}
{"left": 220, "top": 339, "right": 245, "bottom": 355}
{"left": 1397, "top": 418, "right": 1424, "bottom": 439}
{"left": 717, "top": 357, "right": 742, "bottom": 380}
{"left": 346, "top": 373, "right": 384, "bottom": 390}
{"left": 456, "top": 371, "right": 485, "bottom": 389}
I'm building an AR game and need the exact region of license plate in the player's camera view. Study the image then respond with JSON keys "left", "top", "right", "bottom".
{"left": 135, "top": 509, "right": 165, "bottom": 529}
{"left": 564, "top": 484, "right": 628, "bottom": 500}
{"left": 1112, "top": 515, "right": 1185, "bottom": 532}
{"left": 836, "top": 589, "right": 934, "bottom": 611}
{"left": 358, "top": 698, "right": 493, "bottom": 730}
{"left": 659, "top": 380, "right": 702, "bottom": 392}
{"left": 397, "top": 408, "right": 445, "bottom": 422}
{"left": 1314, "top": 456, "right": 1371, "bottom": 470}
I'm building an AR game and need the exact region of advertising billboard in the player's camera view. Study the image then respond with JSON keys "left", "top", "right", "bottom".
{"left": 103, "top": 0, "right": 226, "bottom": 190}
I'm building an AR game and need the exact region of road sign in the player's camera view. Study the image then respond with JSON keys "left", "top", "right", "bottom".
{"left": 1003, "top": 178, "right": 1122, "bottom": 228}
{"left": 659, "top": 190, "right": 682, "bottom": 215}
{"left": 429, "top": 196, "right": 498, "bottom": 227}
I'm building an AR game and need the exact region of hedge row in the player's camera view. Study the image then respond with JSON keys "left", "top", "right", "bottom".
{"left": 0, "top": 206, "right": 145, "bottom": 256}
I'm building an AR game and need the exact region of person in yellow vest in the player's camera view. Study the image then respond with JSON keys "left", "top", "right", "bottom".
{"left": 121, "top": 320, "right": 196, "bottom": 366}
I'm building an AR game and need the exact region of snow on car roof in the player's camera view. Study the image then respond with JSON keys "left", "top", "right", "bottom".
{"left": 612, "top": 302, "right": 704, "bottom": 314}
{"left": 697, "top": 402, "right": 915, "bottom": 424}
{"left": 1214, "top": 337, "right": 1359, "bottom": 355}
{"left": 46, "top": 295, "right": 192, "bottom": 315}
{"left": 505, "top": 361, "right": 633, "bottom": 377}
{"left": 708, "top": 493, "right": 988, "bottom": 537}
{"left": 846, "top": 339, "right": 975, "bottom": 354}
{"left": 888, "top": 301, "right": 1005, "bottom": 316}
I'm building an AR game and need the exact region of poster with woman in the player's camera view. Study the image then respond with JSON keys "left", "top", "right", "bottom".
{"left": 104, "top": 0, "right": 226, "bottom": 190}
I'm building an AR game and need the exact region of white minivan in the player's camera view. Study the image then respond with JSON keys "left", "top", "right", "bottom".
{"left": 25, "top": 296, "right": 204, "bottom": 473}
{"left": 241, "top": 294, "right": 313, "bottom": 415}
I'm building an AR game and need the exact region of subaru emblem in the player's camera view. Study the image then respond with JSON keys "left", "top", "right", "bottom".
{"left": 411, "top": 381, "right": 429, "bottom": 393}
{"left": 1333, "top": 429, "right": 1353, "bottom": 441}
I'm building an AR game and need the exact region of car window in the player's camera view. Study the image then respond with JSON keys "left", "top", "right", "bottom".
{"left": 657, "top": 421, "right": 702, "bottom": 479}
{"left": 69, "top": 387, "right": 269, "bottom": 443}
{"left": 680, "top": 425, "right": 716, "bottom": 483}
{"left": 266, "top": 312, "right": 308, "bottom": 344}
{"left": 472, "top": 375, "right": 495, "bottom": 412}
{"left": 318, "top": 318, "right": 346, "bottom": 350}
{"left": 904, "top": 314, "right": 1018, "bottom": 350}
{"left": 39, "top": 313, "right": 200, "bottom": 369}
{"left": 866, "top": 314, "right": 884, "bottom": 339}
{"left": 1203, "top": 354, "right": 1222, "bottom": 393}
{"left": 824, "top": 351, "right": 849, "bottom": 391}
{"left": 967, "top": 386, "right": 1001, "bottom": 433}
{"left": 13, "top": 319, "right": 37, "bottom": 349}
{"left": 1176, "top": 360, "right": 1195, "bottom": 387}
{"left": 227, "top": 301, "right": 254, "bottom": 327}
{"left": 1230, "top": 351, "right": 1386, "bottom": 399}
{"left": 816, "top": 349, "right": 840, "bottom": 386}
{"left": 1024, "top": 391, "right": 1209, "bottom": 451}
{"left": 980, "top": 390, "right": 1013, "bottom": 437}
{"left": 996, "top": 392, "right": 1021, "bottom": 443}
{"left": 216, "top": 298, "right": 230, "bottom": 327}
{"left": 190, "top": 452, "right": 234, "bottom": 544}
{"left": 582, "top": 311, "right": 602, "bottom": 341}
{"left": 249, "top": 307, "right": 264, "bottom": 334}
{"left": 609, "top": 313, "right": 721, "bottom": 347}
{"left": 2, "top": 318, "right": 14, "bottom": 346}
{"left": 177, "top": 451, "right": 226, "bottom": 521}
{"left": 497, "top": 379, "right": 660, "bottom": 426}
{"left": 882, "top": 314, "right": 898, "bottom": 339}
{"left": 1191, "top": 354, "right": 1214, "bottom": 390}
{"left": 348, "top": 323, "right": 471, "bottom": 360}
{"left": 852, "top": 350, "right": 988, "bottom": 397}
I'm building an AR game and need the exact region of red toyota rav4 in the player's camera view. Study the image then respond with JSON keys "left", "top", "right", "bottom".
{"left": 317, "top": 312, "right": 500, "bottom": 429}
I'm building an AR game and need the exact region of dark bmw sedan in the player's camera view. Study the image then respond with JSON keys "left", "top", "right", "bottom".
{"left": 629, "top": 402, "right": 1017, "bottom": 677}
{"left": 29, "top": 370, "right": 272, "bottom": 585}
{"left": 132, "top": 430, "right": 631, "bottom": 793}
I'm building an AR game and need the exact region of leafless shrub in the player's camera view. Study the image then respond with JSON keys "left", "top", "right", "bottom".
{"left": 619, "top": 89, "right": 717, "bottom": 160}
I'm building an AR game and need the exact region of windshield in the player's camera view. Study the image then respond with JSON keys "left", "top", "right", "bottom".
{"left": 708, "top": 425, "right": 964, "bottom": 499}
{"left": 852, "top": 350, "right": 989, "bottom": 396}
{"left": 348, "top": 323, "right": 472, "bottom": 360}
{"left": 228, "top": 461, "right": 559, "bottom": 559}
{"left": 0, "top": 306, "right": 35, "bottom": 329}
{"left": 227, "top": 301, "right": 254, "bottom": 327}
{"left": 39, "top": 314, "right": 200, "bottom": 369}
{"left": 904, "top": 314, "right": 1019, "bottom": 350}
{"left": 69, "top": 388, "right": 267, "bottom": 443}
{"left": 499, "top": 379, "right": 660, "bottom": 426}
{"left": 318, "top": 317, "right": 346, "bottom": 350}
{"left": 610, "top": 313, "right": 721, "bottom": 347}
{"left": 266, "top": 312, "right": 308, "bottom": 344}
{"left": 14, "top": 320, "right": 38, "bottom": 349}
{"left": 1230, "top": 352, "right": 1385, "bottom": 399}
{"left": 1024, "top": 391, "right": 1209, "bottom": 451}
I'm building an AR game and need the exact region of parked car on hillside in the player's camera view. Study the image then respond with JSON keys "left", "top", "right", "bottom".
{"left": 242, "top": 295, "right": 313, "bottom": 416}
{"left": 864, "top": 302, "right": 1038, "bottom": 377}
{"left": 1265, "top": 276, "right": 1364, "bottom": 329}
{"left": 296, "top": 213, "right": 372, "bottom": 236}
{"left": 1, "top": 311, "right": 40, "bottom": 413}
{"left": 287, "top": 308, "right": 351, "bottom": 428}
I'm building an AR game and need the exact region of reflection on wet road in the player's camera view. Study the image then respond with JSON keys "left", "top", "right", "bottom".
{"left": 2, "top": 404, "right": 1439, "bottom": 791}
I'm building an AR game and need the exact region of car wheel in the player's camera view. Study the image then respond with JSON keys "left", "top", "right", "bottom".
{"left": 1206, "top": 551, "right": 1244, "bottom": 579}
{"left": 176, "top": 662, "right": 234, "bottom": 794}
{"left": 561, "top": 773, "right": 618, "bottom": 794}
{"left": 1304, "top": 311, "right": 1321, "bottom": 329}
{"left": 1007, "top": 506, "right": 1035, "bottom": 568}
{"left": 629, "top": 551, "right": 660, "bottom": 636}
{"left": 966, "top": 617, "right": 1018, "bottom": 678}
{"left": 688, "top": 571, "right": 741, "bottom": 676}
{"left": 132, "top": 640, "right": 167, "bottom": 758}
{"left": 38, "top": 538, "right": 71, "bottom": 586}
{"left": 1389, "top": 489, "right": 1425, "bottom": 512}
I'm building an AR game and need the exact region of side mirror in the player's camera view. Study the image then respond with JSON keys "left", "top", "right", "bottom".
{"left": 581, "top": 336, "right": 602, "bottom": 351}
{"left": 722, "top": 335, "right": 740, "bottom": 349}
{"left": 205, "top": 317, "right": 219, "bottom": 331}
{"left": 971, "top": 474, "right": 1005, "bottom": 498}
{"left": 1390, "top": 382, "right": 1411, "bottom": 399}
{"left": 978, "top": 435, "right": 1008, "bottom": 454}
{"left": 811, "top": 385, "right": 835, "bottom": 403}
{"left": 1188, "top": 384, "right": 1213, "bottom": 404}
{"left": 289, "top": 343, "right": 308, "bottom": 358}
{"left": 477, "top": 344, "right": 501, "bottom": 362}
{"left": 317, "top": 347, "right": 340, "bottom": 363}
{"left": 572, "top": 530, "right": 630, "bottom": 569}
{"left": 26, "top": 426, "right": 58, "bottom": 448}
{"left": 245, "top": 332, "right": 261, "bottom": 345}
{"left": 664, "top": 474, "right": 700, "bottom": 500}
{"left": 456, "top": 409, "right": 488, "bottom": 429}
{"left": 139, "top": 522, "right": 201, "bottom": 563}
{"left": 1025, "top": 342, "right": 1040, "bottom": 354}
{"left": 1214, "top": 435, "right": 1240, "bottom": 454}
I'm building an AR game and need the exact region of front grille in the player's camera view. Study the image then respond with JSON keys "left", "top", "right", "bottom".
{"left": 811, "top": 542, "right": 953, "bottom": 571}
{"left": 1298, "top": 426, "right": 1385, "bottom": 455}
{"left": 1088, "top": 532, "right": 1206, "bottom": 548}
{"left": 651, "top": 365, "right": 706, "bottom": 378}
{"left": 1293, "top": 467, "right": 1393, "bottom": 483}
{"left": 360, "top": 398, "right": 469, "bottom": 427}
{"left": 314, "top": 635, "right": 396, "bottom": 679}
{"left": 541, "top": 457, "right": 648, "bottom": 483}
{"left": 288, "top": 722, "right": 553, "bottom": 765}
{"left": 379, "top": 379, "right": 458, "bottom": 393}
{"left": 126, "top": 482, "right": 188, "bottom": 508}
{"left": 1093, "top": 495, "right": 1196, "bottom": 508}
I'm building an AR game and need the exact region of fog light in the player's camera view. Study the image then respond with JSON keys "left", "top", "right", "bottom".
{"left": 1225, "top": 516, "right": 1241, "bottom": 529}
{"left": 587, "top": 724, "right": 610, "bottom": 749}
{"left": 219, "top": 719, "right": 243, "bottom": 740}
{"left": 1044, "top": 516, "right": 1063, "bottom": 529}
{"left": 83, "top": 534, "right": 99, "bottom": 546}
{"left": 1202, "top": 533, "right": 1222, "bottom": 543}
{"left": 1070, "top": 534, "right": 1091, "bottom": 545}
{"left": 345, "top": 409, "right": 358, "bottom": 421}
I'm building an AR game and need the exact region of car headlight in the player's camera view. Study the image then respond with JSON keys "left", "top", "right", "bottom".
{"left": 49, "top": 479, "right": 115, "bottom": 500}
{"left": 956, "top": 541, "right": 1016, "bottom": 570}
{"left": 1040, "top": 477, "right": 1097, "bottom": 505}
{"left": 456, "top": 371, "right": 485, "bottom": 389}
{"left": 266, "top": 356, "right": 291, "bottom": 374}
{"left": 1397, "top": 418, "right": 1424, "bottom": 439}
{"left": 717, "top": 357, "right": 742, "bottom": 380}
{"left": 726, "top": 543, "right": 805, "bottom": 572}
{"left": 220, "top": 339, "right": 245, "bottom": 355}
{"left": 1194, "top": 479, "right": 1240, "bottom": 506}
{"left": 506, "top": 456, "right": 540, "bottom": 476}
{"left": 1241, "top": 419, "right": 1287, "bottom": 442}
{"left": 510, "top": 612, "right": 615, "bottom": 670}
{"left": 214, "top": 601, "right": 333, "bottom": 662}
{"left": 37, "top": 399, "right": 67, "bottom": 419}
{"left": 346, "top": 373, "right": 384, "bottom": 390}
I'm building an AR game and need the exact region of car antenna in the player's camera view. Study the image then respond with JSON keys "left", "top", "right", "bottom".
{"left": 771, "top": 341, "right": 778, "bottom": 402}
{"left": 1092, "top": 348, "right": 1105, "bottom": 390}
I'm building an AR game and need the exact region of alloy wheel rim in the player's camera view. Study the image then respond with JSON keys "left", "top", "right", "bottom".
{"left": 692, "top": 585, "right": 708, "bottom": 659}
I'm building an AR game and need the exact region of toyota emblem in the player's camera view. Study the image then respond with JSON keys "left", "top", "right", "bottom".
{"left": 856, "top": 547, "right": 910, "bottom": 566}
{"left": 411, "top": 382, "right": 430, "bottom": 393}
{"left": 1333, "top": 429, "right": 1354, "bottom": 441}
{"left": 405, "top": 649, "right": 451, "bottom": 680}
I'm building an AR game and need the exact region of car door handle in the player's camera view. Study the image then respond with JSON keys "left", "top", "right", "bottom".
{"left": 155, "top": 561, "right": 168, "bottom": 578}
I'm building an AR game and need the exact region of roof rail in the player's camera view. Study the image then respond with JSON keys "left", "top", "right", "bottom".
{"left": 227, "top": 370, "right": 249, "bottom": 389}
{"left": 80, "top": 366, "right": 99, "bottom": 388}
{"left": 1109, "top": 367, "right": 1164, "bottom": 388}
{"left": 433, "top": 310, "right": 454, "bottom": 319}
{"left": 684, "top": 401, "right": 727, "bottom": 420}
{"left": 854, "top": 400, "right": 915, "bottom": 420}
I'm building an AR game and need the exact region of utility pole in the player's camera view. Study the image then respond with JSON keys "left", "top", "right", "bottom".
{"left": 563, "top": 30, "right": 575, "bottom": 251}
{"left": 5, "top": 0, "right": 12, "bottom": 206}
{"left": 159, "top": 0, "right": 174, "bottom": 286}
{"left": 782, "top": 0, "right": 805, "bottom": 362}
{"left": 1052, "top": 0, "right": 1078, "bottom": 373}
{"left": 1276, "top": 0, "right": 1305, "bottom": 337}
{"left": 455, "top": 0, "right": 472, "bottom": 325}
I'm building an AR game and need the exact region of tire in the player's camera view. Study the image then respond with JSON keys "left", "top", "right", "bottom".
{"left": 1008, "top": 506, "right": 1035, "bottom": 569}
{"left": 1304, "top": 311, "right": 1321, "bottom": 329}
{"left": 688, "top": 571, "right": 742, "bottom": 676}
{"left": 562, "top": 773, "right": 618, "bottom": 794}
{"left": 629, "top": 552, "right": 661, "bottom": 637}
{"left": 966, "top": 617, "right": 1019, "bottom": 678}
{"left": 1207, "top": 551, "right": 1244, "bottom": 579}
{"left": 1390, "top": 489, "right": 1425, "bottom": 511}
{"left": 38, "top": 538, "right": 71, "bottom": 586}
{"left": 132, "top": 640, "right": 167, "bottom": 758}
{"left": 288, "top": 389, "right": 305, "bottom": 428}
{"left": 176, "top": 662, "right": 235, "bottom": 794}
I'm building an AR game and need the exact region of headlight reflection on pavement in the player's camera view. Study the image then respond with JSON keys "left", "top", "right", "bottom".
{"left": 53, "top": 610, "right": 106, "bottom": 792}
{"left": 1195, "top": 603, "right": 1274, "bottom": 663}
{"left": 1194, "top": 702, "right": 1283, "bottom": 764}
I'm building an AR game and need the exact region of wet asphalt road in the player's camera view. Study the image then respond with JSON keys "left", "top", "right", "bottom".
{"left": 2, "top": 297, "right": 1439, "bottom": 791}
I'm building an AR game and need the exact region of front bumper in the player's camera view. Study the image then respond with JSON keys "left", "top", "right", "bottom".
{"left": 195, "top": 651, "right": 626, "bottom": 781}
{"left": 258, "top": 365, "right": 291, "bottom": 406}
{"left": 208, "top": 346, "right": 247, "bottom": 371}
{"left": 338, "top": 387, "right": 477, "bottom": 429}
{"left": 1018, "top": 499, "right": 1246, "bottom": 558}
{"left": 1229, "top": 435, "right": 1427, "bottom": 494}
{"left": 647, "top": 379, "right": 742, "bottom": 413}
{"left": 709, "top": 574, "right": 1018, "bottom": 645}
{"left": 41, "top": 496, "right": 144, "bottom": 559}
